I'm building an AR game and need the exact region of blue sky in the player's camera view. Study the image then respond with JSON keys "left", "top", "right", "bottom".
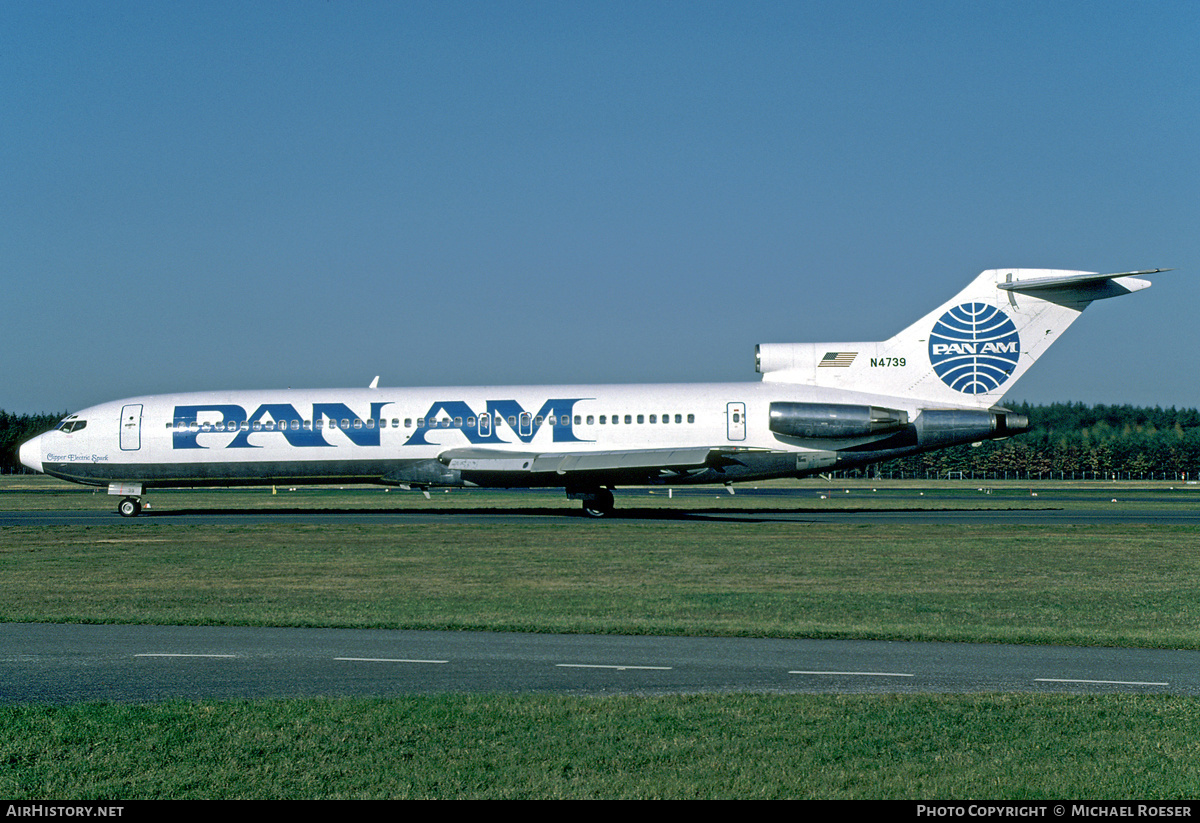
{"left": 3, "top": 1, "right": 1196, "bottom": 415}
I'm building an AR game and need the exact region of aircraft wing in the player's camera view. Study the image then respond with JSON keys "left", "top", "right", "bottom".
{"left": 439, "top": 446, "right": 718, "bottom": 476}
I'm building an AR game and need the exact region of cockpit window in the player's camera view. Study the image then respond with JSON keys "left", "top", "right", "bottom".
{"left": 57, "top": 419, "right": 87, "bottom": 434}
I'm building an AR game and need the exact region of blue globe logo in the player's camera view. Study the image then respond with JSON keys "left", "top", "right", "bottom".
{"left": 928, "top": 303, "right": 1021, "bottom": 394}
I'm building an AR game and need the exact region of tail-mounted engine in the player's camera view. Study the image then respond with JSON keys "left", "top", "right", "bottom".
{"left": 768, "top": 402, "right": 909, "bottom": 439}
{"left": 914, "top": 408, "right": 1030, "bottom": 448}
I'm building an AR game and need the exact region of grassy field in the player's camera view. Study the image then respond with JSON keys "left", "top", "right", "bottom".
{"left": 4, "top": 519, "right": 1200, "bottom": 646}
{"left": 4, "top": 476, "right": 1200, "bottom": 798}
{"left": 4, "top": 693, "right": 1200, "bottom": 799}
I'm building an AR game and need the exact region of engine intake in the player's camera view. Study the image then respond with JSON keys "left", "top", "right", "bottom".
{"left": 769, "top": 402, "right": 909, "bottom": 439}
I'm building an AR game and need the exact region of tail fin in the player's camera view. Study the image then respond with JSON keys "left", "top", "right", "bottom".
{"left": 756, "top": 268, "right": 1164, "bottom": 408}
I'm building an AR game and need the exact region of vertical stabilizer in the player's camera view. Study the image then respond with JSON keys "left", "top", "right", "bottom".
{"left": 756, "top": 269, "right": 1161, "bottom": 407}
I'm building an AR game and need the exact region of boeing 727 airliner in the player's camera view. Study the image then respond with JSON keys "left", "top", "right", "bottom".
{"left": 19, "top": 268, "right": 1165, "bottom": 516}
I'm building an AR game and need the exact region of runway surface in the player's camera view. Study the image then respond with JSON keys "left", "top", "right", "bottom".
{"left": 5, "top": 502, "right": 1200, "bottom": 526}
{"left": 6, "top": 482, "right": 1200, "bottom": 526}
{"left": 3, "top": 623, "right": 1198, "bottom": 704}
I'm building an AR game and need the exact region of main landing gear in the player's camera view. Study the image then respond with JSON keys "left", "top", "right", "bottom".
{"left": 568, "top": 487, "right": 614, "bottom": 518}
{"left": 117, "top": 497, "right": 142, "bottom": 518}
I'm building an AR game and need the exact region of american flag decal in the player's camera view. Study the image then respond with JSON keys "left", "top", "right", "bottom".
{"left": 818, "top": 351, "right": 857, "bottom": 367}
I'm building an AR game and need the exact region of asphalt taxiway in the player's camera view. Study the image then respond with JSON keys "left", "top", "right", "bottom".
{"left": 3, "top": 623, "right": 1198, "bottom": 704}
{"left": 4, "top": 501, "right": 1200, "bottom": 527}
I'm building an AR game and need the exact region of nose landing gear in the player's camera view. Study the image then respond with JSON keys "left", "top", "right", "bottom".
{"left": 108, "top": 483, "right": 146, "bottom": 518}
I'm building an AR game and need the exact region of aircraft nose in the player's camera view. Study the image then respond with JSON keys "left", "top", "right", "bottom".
{"left": 19, "top": 433, "right": 45, "bottom": 474}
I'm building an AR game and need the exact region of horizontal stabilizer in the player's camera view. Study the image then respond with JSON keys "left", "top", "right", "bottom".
{"left": 997, "top": 269, "right": 1167, "bottom": 293}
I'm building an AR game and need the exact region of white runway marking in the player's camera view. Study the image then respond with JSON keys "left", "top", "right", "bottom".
{"left": 790, "top": 670, "right": 914, "bottom": 677}
{"left": 557, "top": 663, "right": 672, "bottom": 671}
{"left": 134, "top": 653, "right": 238, "bottom": 658}
{"left": 335, "top": 657, "right": 449, "bottom": 664}
{"left": 1035, "top": 678, "right": 1168, "bottom": 687}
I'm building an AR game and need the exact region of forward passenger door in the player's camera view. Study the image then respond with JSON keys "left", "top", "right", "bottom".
{"left": 120, "top": 404, "right": 143, "bottom": 451}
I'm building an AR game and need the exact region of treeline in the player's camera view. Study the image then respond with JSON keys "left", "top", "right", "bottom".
{"left": 3, "top": 403, "right": 1200, "bottom": 479}
{"left": 875, "top": 402, "right": 1200, "bottom": 480}
{"left": 0, "top": 410, "right": 64, "bottom": 474}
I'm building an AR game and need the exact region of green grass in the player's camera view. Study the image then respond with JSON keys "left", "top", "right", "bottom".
{"left": 3, "top": 693, "right": 1199, "bottom": 799}
{"left": 3, "top": 519, "right": 1200, "bottom": 647}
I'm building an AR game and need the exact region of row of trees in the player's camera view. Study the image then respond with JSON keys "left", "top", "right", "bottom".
{"left": 3, "top": 402, "right": 1199, "bottom": 479}
{"left": 0, "top": 410, "right": 65, "bottom": 474}
{"left": 874, "top": 402, "right": 1200, "bottom": 480}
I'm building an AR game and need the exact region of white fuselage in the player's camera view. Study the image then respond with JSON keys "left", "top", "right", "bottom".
{"left": 21, "top": 380, "right": 933, "bottom": 489}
